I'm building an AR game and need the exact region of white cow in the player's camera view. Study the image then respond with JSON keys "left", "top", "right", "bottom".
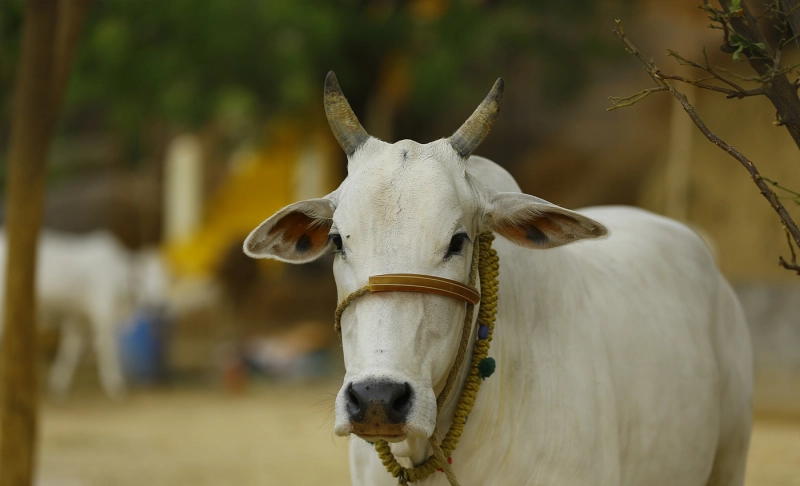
{"left": 244, "top": 73, "right": 752, "bottom": 485}
{"left": 0, "top": 230, "right": 170, "bottom": 399}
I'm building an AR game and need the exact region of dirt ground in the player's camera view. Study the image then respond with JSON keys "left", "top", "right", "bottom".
{"left": 36, "top": 384, "right": 800, "bottom": 486}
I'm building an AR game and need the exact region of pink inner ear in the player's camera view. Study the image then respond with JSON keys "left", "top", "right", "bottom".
{"left": 492, "top": 211, "right": 587, "bottom": 249}
{"left": 268, "top": 211, "right": 331, "bottom": 256}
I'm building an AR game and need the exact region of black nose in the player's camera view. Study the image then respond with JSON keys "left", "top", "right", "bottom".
{"left": 346, "top": 380, "right": 413, "bottom": 424}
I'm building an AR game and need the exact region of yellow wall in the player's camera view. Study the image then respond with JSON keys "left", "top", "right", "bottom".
{"left": 165, "top": 123, "right": 340, "bottom": 277}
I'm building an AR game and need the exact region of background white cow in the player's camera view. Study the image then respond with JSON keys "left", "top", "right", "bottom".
{"left": 244, "top": 73, "right": 754, "bottom": 485}
{"left": 0, "top": 230, "right": 170, "bottom": 399}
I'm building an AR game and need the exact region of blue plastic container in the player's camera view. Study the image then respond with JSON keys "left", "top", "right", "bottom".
{"left": 119, "top": 308, "right": 171, "bottom": 384}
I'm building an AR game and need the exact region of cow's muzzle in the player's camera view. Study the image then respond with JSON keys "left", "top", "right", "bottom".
{"left": 346, "top": 380, "right": 412, "bottom": 437}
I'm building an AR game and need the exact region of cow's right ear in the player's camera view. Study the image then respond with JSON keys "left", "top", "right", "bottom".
{"left": 243, "top": 198, "right": 336, "bottom": 263}
{"left": 484, "top": 192, "right": 607, "bottom": 249}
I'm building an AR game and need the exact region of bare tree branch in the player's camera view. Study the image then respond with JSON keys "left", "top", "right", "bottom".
{"left": 668, "top": 48, "right": 751, "bottom": 92}
{"left": 610, "top": 20, "right": 800, "bottom": 273}
{"left": 715, "top": 0, "right": 800, "bottom": 150}
{"left": 660, "top": 72, "right": 764, "bottom": 98}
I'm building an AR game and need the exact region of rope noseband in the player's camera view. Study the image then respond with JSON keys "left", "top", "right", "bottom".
{"left": 334, "top": 232, "right": 500, "bottom": 485}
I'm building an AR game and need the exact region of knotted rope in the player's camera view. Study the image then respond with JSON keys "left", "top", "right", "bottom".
{"left": 333, "top": 232, "right": 500, "bottom": 485}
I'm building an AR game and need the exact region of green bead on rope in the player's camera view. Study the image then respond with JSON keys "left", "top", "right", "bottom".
{"left": 478, "top": 357, "right": 496, "bottom": 379}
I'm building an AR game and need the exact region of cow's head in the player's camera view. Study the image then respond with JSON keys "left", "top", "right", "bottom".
{"left": 244, "top": 72, "right": 606, "bottom": 446}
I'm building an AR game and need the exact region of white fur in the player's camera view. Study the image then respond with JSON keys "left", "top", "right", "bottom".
{"left": 0, "top": 230, "right": 170, "bottom": 399}
{"left": 246, "top": 140, "right": 752, "bottom": 485}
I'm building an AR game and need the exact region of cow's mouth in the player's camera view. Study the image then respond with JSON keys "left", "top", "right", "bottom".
{"left": 351, "top": 422, "right": 407, "bottom": 442}
{"left": 355, "top": 433, "right": 407, "bottom": 443}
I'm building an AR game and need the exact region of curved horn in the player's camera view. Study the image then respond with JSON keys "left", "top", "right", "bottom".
{"left": 324, "top": 71, "right": 370, "bottom": 156}
{"left": 448, "top": 78, "right": 504, "bottom": 159}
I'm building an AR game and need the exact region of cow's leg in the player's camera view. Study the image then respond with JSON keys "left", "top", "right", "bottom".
{"left": 706, "top": 282, "right": 753, "bottom": 486}
{"left": 93, "top": 326, "right": 126, "bottom": 399}
{"left": 705, "top": 429, "right": 750, "bottom": 486}
{"left": 48, "top": 316, "right": 84, "bottom": 398}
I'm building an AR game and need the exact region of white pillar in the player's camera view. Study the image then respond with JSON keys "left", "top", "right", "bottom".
{"left": 163, "top": 134, "right": 203, "bottom": 242}
{"left": 293, "top": 138, "right": 328, "bottom": 201}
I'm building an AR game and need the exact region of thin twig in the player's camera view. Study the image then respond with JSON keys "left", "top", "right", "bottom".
{"left": 610, "top": 19, "right": 800, "bottom": 273}
{"left": 779, "top": 226, "right": 800, "bottom": 274}
{"left": 782, "top": 31, "right": 800, "bottom": 46}
{"left": 778, "top": 258, "right": 800, "bottom": 274}
{"left": 716, "top": 66, "right": 773, "bottom": 82}
{"left": 761, "top": 176, "right": 800, "bottom": 198}
{"left": 719, "top": 61, "right": 800, "bottom": 82}
{"left": 668, "top": 48, "right": 750, "bottom": 92}
{"left": 661, "top": 73, "right": 764, "bottom": 98}
{"left": 608, "top": 87, "right": 668, "bottom": 110}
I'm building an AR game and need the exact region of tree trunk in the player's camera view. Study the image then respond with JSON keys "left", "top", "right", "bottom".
{"left": 780, "top": 0, "right": 800, "bottom": 50}
{"left": 52, "top": 0, "right": 91, "bottom": 111}
{"left": 0, "top": 0, "right": 89, "bottom": 484}
{"left": 718, "top": 0, "right": 800, "bottom": 152}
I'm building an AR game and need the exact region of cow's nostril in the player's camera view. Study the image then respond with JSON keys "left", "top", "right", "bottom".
{"left": 392, "top": 383, "right": 412, "bottom": 415}
{"left": 346, "top": 383, "right": 364, "bottom": 421}
{"left": 382, "top": 381, "right": 413, "bottom": 423}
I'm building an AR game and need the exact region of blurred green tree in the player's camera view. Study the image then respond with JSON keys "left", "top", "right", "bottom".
{"left": 1, "top": 0, "right": 630, "bottom": 167}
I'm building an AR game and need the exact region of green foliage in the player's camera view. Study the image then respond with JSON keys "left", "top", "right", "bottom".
{"left": 728, "top": 33, "right": 766, "bottom": 61}
{"left": 0, "top": 0, "right": 23, "bottom": 134}
{"left": 1, "top": 0, "right": 630, "bottom": 154}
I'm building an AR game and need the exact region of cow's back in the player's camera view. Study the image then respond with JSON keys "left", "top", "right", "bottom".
{"left": 572, "top": 206, "right": 750, "bottom": 485}
{"left": 0, "top": 230, "right": 131, "bottom": 320}
{"left": 479, "top": 204, "right": 752, "bottom": 485}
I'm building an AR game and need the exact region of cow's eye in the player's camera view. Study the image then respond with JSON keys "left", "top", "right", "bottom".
{"left": 445, "top": 233, "right": 470, "bottom": 259}
{"left": 329, "top": 234, "right": 343, "bottom": 253}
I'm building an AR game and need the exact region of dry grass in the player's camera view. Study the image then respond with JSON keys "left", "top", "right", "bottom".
{"left": 37, "top": 385, "right": 350, "bottom": 486}
{"left": 36, "top": 384, "right": 799, "bottom": 486}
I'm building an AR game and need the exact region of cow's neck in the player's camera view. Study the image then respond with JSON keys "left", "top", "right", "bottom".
{"left": 388, "top": 238, "right": 578, "bottom": 465}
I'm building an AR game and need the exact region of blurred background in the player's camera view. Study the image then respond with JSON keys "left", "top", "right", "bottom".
{"left": 0, "top": 0, "right": 798, "bottom": 484}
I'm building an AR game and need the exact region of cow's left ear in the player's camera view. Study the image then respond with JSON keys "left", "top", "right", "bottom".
{"left": 484, "top": 192, "right": 607, "bottom": 249}
{"left": 244, "top": 198, "right": 335, "bottom": 263}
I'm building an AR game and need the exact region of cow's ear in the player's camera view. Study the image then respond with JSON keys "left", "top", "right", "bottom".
{"left": 244, "top": 198, "right": 335, "bottom": 263}
{"left": 484, "top": 192, "right": 607, "bottom": 249}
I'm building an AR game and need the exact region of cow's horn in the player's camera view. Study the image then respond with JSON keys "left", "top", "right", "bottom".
{"left": 448, "top": 78, "right": 504, "bottom": 159}
{"left": 324, "top": 71, "right": 370, "bottom": 156}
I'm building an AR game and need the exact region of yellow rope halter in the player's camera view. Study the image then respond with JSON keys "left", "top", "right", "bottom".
{"left": 333, "top": 232, "right": 500, "bottom": 485}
